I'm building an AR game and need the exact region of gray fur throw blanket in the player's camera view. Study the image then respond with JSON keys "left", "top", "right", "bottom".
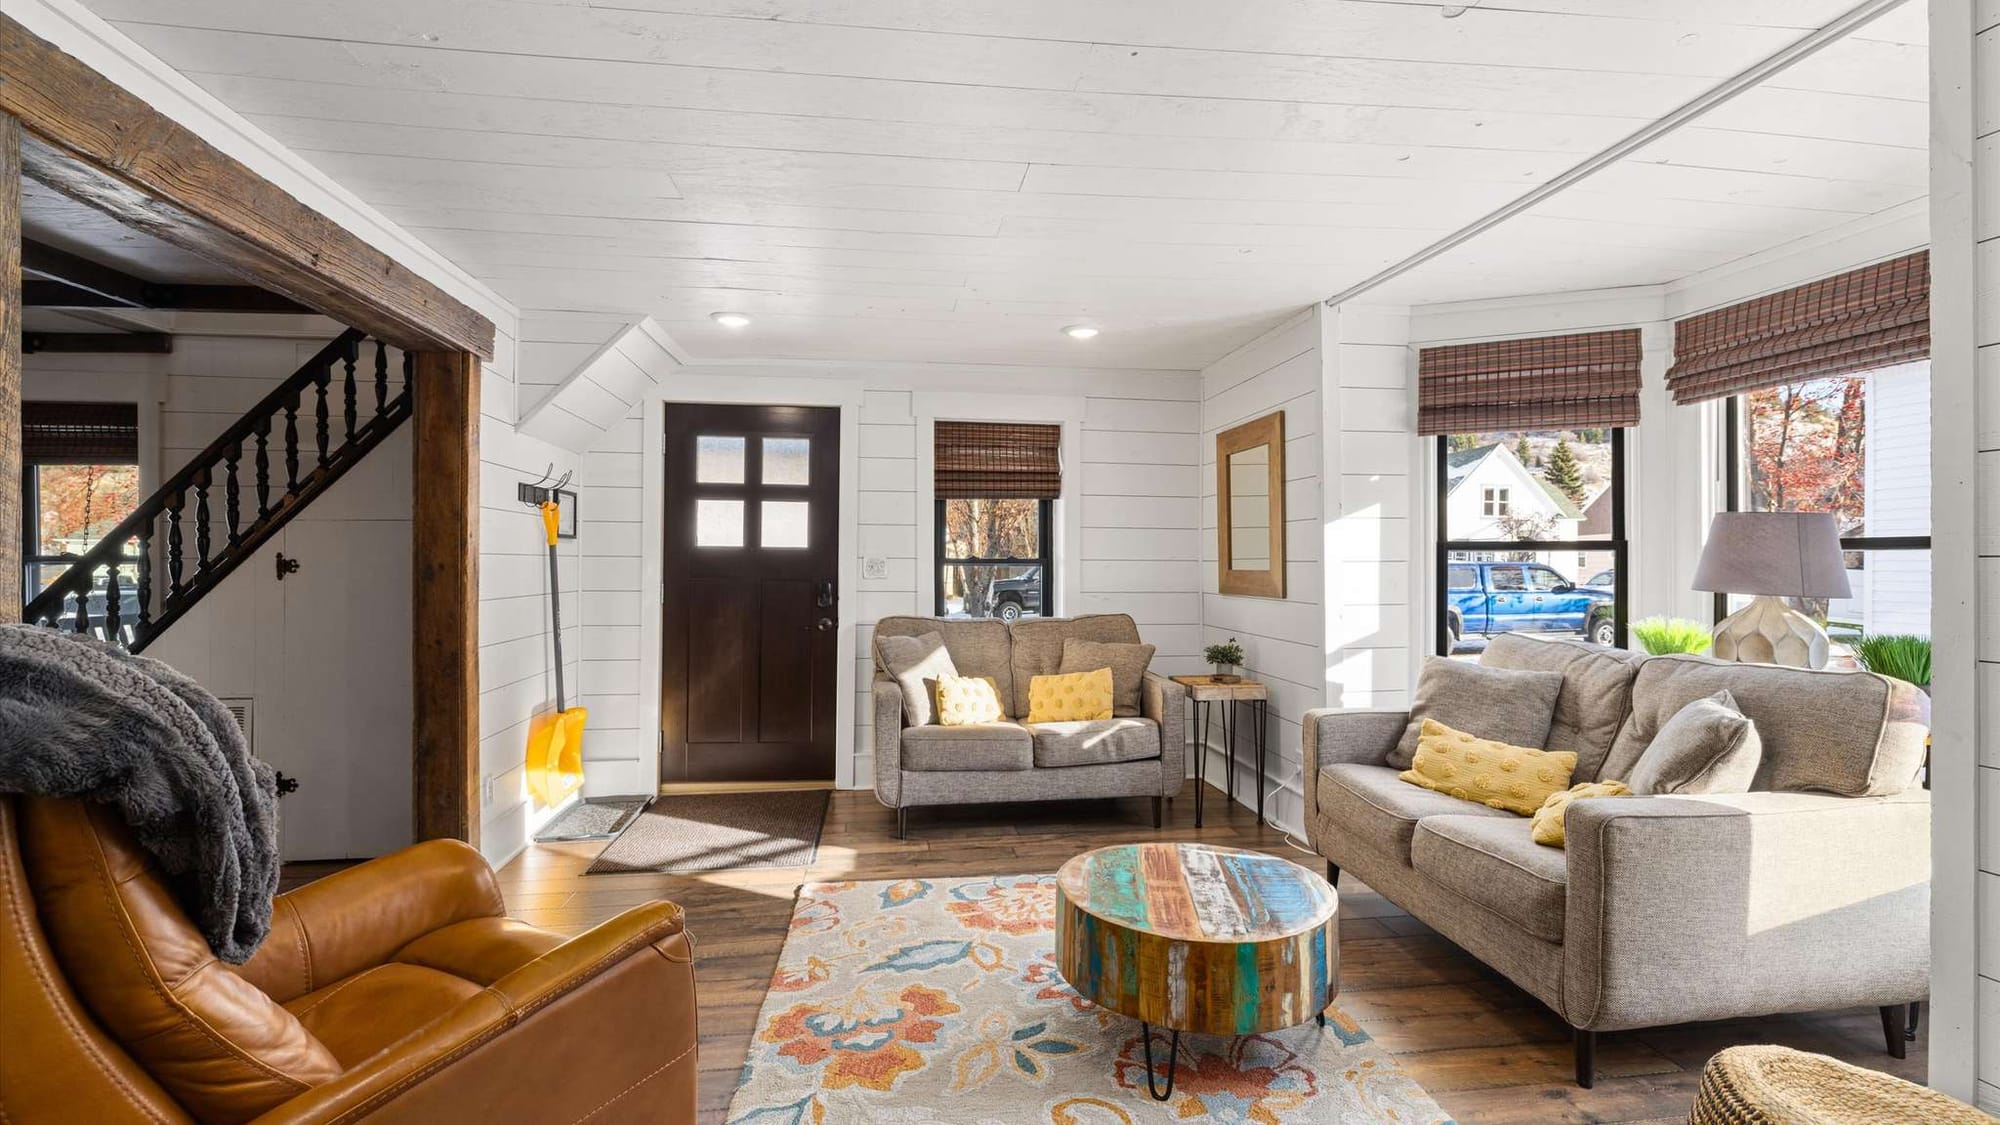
{"left": 0, "top": 624, "right": 278, "bottom": 963}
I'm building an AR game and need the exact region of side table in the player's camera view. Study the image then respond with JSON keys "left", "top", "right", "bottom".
{"left": 1170, "top": 675, "right": 1269, "bottom": 827}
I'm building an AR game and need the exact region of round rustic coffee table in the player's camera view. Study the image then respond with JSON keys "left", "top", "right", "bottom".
{"left": 1054, "top": 842, "right": 1340, "bottom": 1100}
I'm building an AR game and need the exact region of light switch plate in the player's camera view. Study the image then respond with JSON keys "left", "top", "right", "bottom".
{"left": 863, "top": 556, "right": 890, "bottom": 580}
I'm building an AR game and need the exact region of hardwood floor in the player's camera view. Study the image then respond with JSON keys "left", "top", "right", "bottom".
{"left": 489, "top": 786, "right": 1927, "bottom": 1124}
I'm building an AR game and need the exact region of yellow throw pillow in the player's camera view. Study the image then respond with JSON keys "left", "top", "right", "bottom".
{"left": 1026, "top": 668, "right": 1114, "bottom": 723}
{"left": 932, "top": 674, "right": 1006, "bottom": 726}
{"left": 1398, "top": 718, "right": 1578, "bottom": 816}
{"left": 1531, "top": 780, "right": 1632, "bottom": 847}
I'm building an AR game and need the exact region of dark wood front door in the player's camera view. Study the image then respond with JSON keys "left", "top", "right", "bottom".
{"left": 661, "top": 403, "right": 840, "bottom": 783}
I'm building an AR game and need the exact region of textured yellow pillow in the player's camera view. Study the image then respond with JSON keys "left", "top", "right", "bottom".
{"left": 1398, "top": 718, "right": 1578, "bottom": 816}
{"left": 1531, "top": 780, "right": 1632, "bottom": 847}
{"left": 932, "top": 674, "right": 1007, "bottom": 725}
{"left": 1026, "top": 668, "right": 1114, "bottom": 723}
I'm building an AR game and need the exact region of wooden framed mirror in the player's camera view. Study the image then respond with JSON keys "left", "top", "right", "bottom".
{"left": 1216, "top": 410, "right": 1285, "bottom": 598}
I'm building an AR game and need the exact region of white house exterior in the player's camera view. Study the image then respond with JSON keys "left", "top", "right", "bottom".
{"left": 1839, "top": 360, "right": 1931, "bottom": 636}
{"left": 1444, "top": 444, "right": 1585, "bottom": 559}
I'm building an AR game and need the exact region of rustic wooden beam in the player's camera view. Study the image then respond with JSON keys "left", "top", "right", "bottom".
{"left": 21, "top": 331, "right": 170, "bottom": 354}
{"left": 412, "top": 351, "right": 480, "bottom": 845}
{"left": 0, "top": 114, "right": 20, "bottom": 622}
{"left": 22, "top": 278, "right": 308, "bottom": 312}
{"left": 0, "top": 17, "right": 494, "bottom": 359}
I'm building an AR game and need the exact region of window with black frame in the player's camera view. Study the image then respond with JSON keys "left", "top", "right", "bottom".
{"left": 1667, "top": 251, "right": 1931, "bottom": 661}
{"left": 1717, "top": 364, "right": 1930, "bottom": 649}
{"left": 1420, "top": 331, "right": 1638, "bottom": 659}
{"left": 19, "top": 402, "right": 142, "bottom": 636}
{"left": 933, "top": 421, "right": 1060, "bottom": 622}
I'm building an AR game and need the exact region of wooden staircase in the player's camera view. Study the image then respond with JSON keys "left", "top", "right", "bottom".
{"left": 24, "top": 328, "right": 412, "bottom": 651}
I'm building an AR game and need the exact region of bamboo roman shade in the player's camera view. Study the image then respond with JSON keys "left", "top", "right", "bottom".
{"left": 934, "top": 421, "right": 1061, "bottom": 499}
{"left": 1417, "top": 329, "right": 1642, "bottom": 436}
{"left": 1665, "top": 251, "right": 1930, "bottom": 405}
{"left": 21, "top": 401, "right": 139, "bottom": 463}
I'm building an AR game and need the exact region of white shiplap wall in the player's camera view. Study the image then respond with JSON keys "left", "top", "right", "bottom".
{"left": 571, "top": 357, "right": 1204, "bottom": 792}
{"left": 1322, "top": 306, "right": 1420, "bottom": 714}
{"left": 1200, "top": 309, "right": 1326, "bottom": 833}
{"left": 25, "top": 335, "right": 417, "bottom": 863}
{"left": 1935, "top": 0, "right": 2000, "bottom": 1107}
{"left": 473, "top": 326, "right": 594, "bottom": 866}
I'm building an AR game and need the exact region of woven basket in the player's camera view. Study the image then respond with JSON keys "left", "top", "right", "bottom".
{"left": 1690, "top": 1046, "right": 1991, "bottom": 1125}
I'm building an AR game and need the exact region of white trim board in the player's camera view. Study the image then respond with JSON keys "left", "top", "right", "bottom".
{"left": 640, "top": 376, "right": 867, "bottom": 793}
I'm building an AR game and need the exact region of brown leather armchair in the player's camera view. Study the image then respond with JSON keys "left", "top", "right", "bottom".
{"left": 0, "top": 796, "right": 697, "bottom": 1123}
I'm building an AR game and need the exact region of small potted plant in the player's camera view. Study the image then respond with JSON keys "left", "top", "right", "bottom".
{"left": 1630, "top": 616, "right": 1713, "bottom": 655}
{"left": 1204, "top": 638, "right": 1246, "bottom": 684}
{"left": 1853, "top": 633, "right": 1931, "bottom": 694}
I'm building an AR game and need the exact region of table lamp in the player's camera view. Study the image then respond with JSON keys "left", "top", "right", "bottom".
{"left": 1692, "top": 511, "right": 1851, "bottom": 669}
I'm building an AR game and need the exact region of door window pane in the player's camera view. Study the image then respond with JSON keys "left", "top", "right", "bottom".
{"left": 760, "top": 500, "right": 808, "bottom": 549}
{"left": 694, "top": 499, "right": 743, "bottom": 547}
{"left": 695, "top": 436, "right": 745, "bottom": 484}
{"left": 762, "top": 437, "right": 810, "bottom": 486}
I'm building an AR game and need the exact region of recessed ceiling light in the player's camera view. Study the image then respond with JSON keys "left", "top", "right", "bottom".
{"left": 1062, "top": 325, "right": 1100, "bottom": 340}
{"left": 710, "top": 311, "right": 752, "bottom": 328}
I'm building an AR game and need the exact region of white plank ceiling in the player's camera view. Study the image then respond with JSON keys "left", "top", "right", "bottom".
{"left": 75, "top": 0, "right": 1927, "bottom": 367}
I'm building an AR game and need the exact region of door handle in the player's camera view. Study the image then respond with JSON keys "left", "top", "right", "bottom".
{"left": 816, "top": 617, "right": 836, "bottom": 632}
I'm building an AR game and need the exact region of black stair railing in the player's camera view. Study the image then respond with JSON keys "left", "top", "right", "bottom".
{"left": 24, "top": 328, "right": 413, "bottom": 652}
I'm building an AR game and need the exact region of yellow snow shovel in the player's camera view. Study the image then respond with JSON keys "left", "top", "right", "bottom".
{"left": 526, "top": 497, "right": 586, "bottom": 808}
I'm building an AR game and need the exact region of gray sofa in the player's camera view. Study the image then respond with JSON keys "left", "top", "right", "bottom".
{"left": 872, "top": 614, "right": 1186, "bottom": 837}
{"left": 1303, "top": 633, "right": 1932, "bottom": 1087}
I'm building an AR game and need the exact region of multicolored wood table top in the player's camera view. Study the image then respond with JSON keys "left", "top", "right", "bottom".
{"left": 1054, "top": 843, "right": 1339, "bottom": 1035}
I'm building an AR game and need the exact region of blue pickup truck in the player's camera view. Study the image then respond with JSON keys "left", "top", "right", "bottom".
{"left": 1446, "top": 560, "right": 1616, "bottom": 650}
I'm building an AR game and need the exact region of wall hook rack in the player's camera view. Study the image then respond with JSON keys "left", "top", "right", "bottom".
{"left": 516, "top": 465, "right": 573, "bottom": 508}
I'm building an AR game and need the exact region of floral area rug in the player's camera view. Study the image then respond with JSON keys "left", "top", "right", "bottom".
{"left": 725, "top": 874, "right": 1452, "bottom": 1124}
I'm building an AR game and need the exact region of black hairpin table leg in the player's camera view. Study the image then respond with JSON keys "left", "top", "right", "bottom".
{"left": 1141, "top": 1022, "right": 1180, "bottom": 1100}
{"left": 1192, "top": 699, "right": 1207, "bottom": 828}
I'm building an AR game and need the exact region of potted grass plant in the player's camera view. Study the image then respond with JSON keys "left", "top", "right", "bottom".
{"left": 1204, "top": 638, "right": 1245, "bottom": 684}
{"left": 1853, "top": 633, "right": 1931, "bottom": 693}
{"left": 1629, "top": 616, "right": 1714, "bottom": 655}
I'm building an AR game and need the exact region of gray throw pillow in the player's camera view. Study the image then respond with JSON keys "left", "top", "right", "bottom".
{"left": 1058, "top": 639, "right": 1156, "bottom": 718}
{"left": 875, "top": 632, "right": 958, "bottom": 726}
{"left": 1626, "top": 689, "right": 1762, "bottom": 795}
{"left": 1392, "top": 657, "right": 1564, "bottom": 770}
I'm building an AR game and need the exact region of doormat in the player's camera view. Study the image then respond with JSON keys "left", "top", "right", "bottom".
{"left": 533, "top": 796, "right": 652, "bottom": 843}
{"left": 585, "top": 789, "right": 829, "bottom": 874}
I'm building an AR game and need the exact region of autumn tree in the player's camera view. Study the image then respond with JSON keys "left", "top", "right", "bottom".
{"left": 1745, "top": 378, "right": 1863, "bottom": 529}
{"left": 1544, "top": 439, "right": 1587, "bottom": 506}
{"left": 942, "top": 498, "right": 1041, "bottom": 616}
{"left": 35, "top": 464, "right": 140, "bottom": 554}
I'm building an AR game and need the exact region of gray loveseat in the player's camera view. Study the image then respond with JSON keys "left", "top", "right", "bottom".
{"left": 872, "top": 614, "right": 1186, "bottom": 838}
{"left": 1303, "top": 633, "right": 1931, "bottom": 1087}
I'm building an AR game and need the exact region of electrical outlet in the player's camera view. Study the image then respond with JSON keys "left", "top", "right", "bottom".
{"left": 863, "top": 556, "right": 890, "bottom": 580}
{"left": 481, "top": 776, "right": 495, "bottom": 805}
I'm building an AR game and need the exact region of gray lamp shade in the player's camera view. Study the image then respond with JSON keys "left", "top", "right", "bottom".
{"left": 1692, "top": 511, "right": 1852, "bottom": 599}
